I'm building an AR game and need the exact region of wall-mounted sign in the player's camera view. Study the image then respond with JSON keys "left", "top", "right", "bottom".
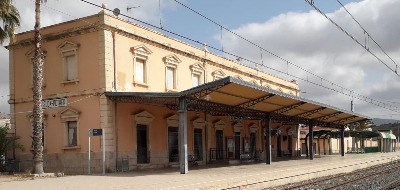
{"left": 42, "top": 98, "right": 67, "bottom": 109}
{"left": 92, "top": 129, "right": 103, "bottom": 136}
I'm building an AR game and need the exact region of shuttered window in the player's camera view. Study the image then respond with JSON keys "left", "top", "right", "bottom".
{"left": 65, "top": 55, "right": 77, "bottom": 81}
{"left": 135, "top": 58, "right": 145, "bottom": 83}
{"left": 166, "top": 67, "right": 175, "bottom": 90}
{"left": 67, "top": 121, "right": 77, "bottom": 147}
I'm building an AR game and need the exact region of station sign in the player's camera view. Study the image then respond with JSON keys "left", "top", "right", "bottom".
{"left": 42, "top": 98, "right": 67, "bottom": 109}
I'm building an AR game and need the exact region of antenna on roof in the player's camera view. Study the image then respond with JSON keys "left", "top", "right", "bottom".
{"left": 127, "top": 5, "right": 140, "bottom": 12}
{"left": 126, "top": 5, "right": 140, "bottom": 22}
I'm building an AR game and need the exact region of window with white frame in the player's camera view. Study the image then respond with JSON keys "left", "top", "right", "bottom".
{"left": 135, "top": 58, "right": 145, "bottom": 83}
{"left": 250, "top": 80, "right": 258, "bottom": 85}
{"left": 192, "top": 74, "right": 200, "bottom": 87}
{"left": 65, "top": 53, "right": 77, "bottom": 81}
{"left": 130, "top": 45, "right": 152, "bottom": 86}
{"left": 60, "top": 107, "right": 80, "bottom": 148}
{"left": 57, "top": 41, "right": 79, "bottom": 83}
{"left": 67, "top": 121, "right": 78, "bottom": 147}
{"left": 190, "top": 63, "right": 205, "bottom": 87}
{"left": 163, "top": 55, "right": 181, "bottom": 91}
{"left": 234, "top": 75, "right": 243, "bottom": 80}
{"left": 212, "top": 69, "right": 226, "bottom": 81}
{"left": 166, "top": 67, "right": 176, "bottom": 90}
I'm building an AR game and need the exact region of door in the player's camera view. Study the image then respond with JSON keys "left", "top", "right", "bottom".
{"left": 250, "top": 133, "right": 256, "bottom": 159}
{"left": 137, "top": 124, "right": 148, "bottom": 163}
{"left": 168, "top": 127, "right": 179, "bottom": 162}
{"left": 194, "top": 128, "right": 203, "bottom": 161}
{"left": 277, "top": 135, "right": 282, "bottom": 157}
{"left": 302, "top": 143, "right": 307, "bottom": 154}
{"left": 216, "top": 130, "right": 223, "bottom": 160}
{"left": 288, "top": 135, "right": 293, "bottom": 155}
{"left": 234, "top": 132, "right": 240, "bottom": 160}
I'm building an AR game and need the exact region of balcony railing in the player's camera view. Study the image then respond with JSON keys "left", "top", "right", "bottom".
{"left": 209, "top": 148, "right": 263, "bottom": 161}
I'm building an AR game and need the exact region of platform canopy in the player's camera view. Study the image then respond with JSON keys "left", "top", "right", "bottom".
{"left": 106, "top": 76, "right": 369, "bottom": 128}
{"left": 312, "top": 130, "right": 381, "bottom": 138}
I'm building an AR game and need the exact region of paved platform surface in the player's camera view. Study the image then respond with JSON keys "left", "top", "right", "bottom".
{"left": 1, "top": 152, "right": 400, "bottom": 190}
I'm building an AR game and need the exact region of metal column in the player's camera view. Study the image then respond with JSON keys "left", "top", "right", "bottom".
{"left": 305, "top": 134, "right": 309, "bottom": 157}
{"left": 341, "top": 125, "right": 345, "bottom": 156}
{"left": 179, "top": 97, "right": 188, "bottom": 174}
{"left": 309, "top": 124, "right": 314, "bottom": 160}
{"left": 265, "top": 113, "right": 272, "bottom": 165}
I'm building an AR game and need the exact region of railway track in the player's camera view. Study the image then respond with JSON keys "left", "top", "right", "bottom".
{"left": 380, "top": 178, "right": 400, "bottom": 190}
{"left": 283, "top": 159, "right": 400, "bottom": 190}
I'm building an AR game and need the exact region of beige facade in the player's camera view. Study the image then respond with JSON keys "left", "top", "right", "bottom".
{"left": 7, "top": 11, "right": 301, "bottom": 174}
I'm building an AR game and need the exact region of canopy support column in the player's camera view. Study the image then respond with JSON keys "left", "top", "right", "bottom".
{"left": 265, "top": 113, "right": 272, "bottom": 165}
{"left": 305, "top": 133, "right": 309, "bottom": 157}
{"left": 179, "top": 97, "right": 188, "bottom": 174}
{"left": 309, "top": 123, "right": 314, "bottom": 160}
{"left": 341, "top": 125, "right": 345, "bottom": 157}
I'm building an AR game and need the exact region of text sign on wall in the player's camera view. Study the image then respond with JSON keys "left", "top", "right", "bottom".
{"left": 42, "top": 98, "right": 67, "bottom": 109}
{"left": 91, "top": 129, "right": 103, "bottom": 136}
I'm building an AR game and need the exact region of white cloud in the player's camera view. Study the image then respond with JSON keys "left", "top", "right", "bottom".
{"left": 221, "top": 0, "right": 400, "bottom": 119}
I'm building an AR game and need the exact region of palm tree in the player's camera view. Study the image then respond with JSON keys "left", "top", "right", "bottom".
{"left": 32, "top": 0, "right": 46, "bottom": 174}
{"left": 0, "top": 0, "right": 20, "bottom": 44}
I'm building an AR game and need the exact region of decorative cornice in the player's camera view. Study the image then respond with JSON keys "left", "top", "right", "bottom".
{"left": 7, "top": 18, "right": 299, "bottom": 92}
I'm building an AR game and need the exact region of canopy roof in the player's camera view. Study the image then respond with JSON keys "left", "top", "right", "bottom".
{"left": 379, "top": 132, "right": 397, "bottom": 139}
{"left": 106, "top": 77, "right": 369, "bottom": 128}
{"left": 311, "top": 130, "right": 381, "bottom": 138}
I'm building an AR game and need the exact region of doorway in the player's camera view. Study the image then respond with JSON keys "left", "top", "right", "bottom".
{"left": 137, "top": 124, "right": 148, "bottom": 163}
{"left": 277, "top": 135, "right": 282, "bottom": 157}
{"left": 168, "top": 127, "right": 179, "bottom": 162}
{"left": 250, "top": 133, "right": 256, "bottom": 159}
{"left": 194, "top": 128, "right": 203, "bottom": 161}
{"left": 288, "top": 135, "right": 293, "bottom": 155}
{"left": 234, "top": 132, "right": 241, "bottom": 160}
{"left": 216, "top": 130, "right": 223, "bottom": 160}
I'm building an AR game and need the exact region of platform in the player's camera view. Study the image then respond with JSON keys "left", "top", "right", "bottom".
{"left": 1, "top": 152, "right": 399, "bottom": 190}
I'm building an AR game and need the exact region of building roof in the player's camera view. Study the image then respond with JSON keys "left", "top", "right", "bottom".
{"left": 379, "top": 132, "right": 397, "bottom": 139}
{"left": 106, "top": 76, "right": 370, "bottom": 127}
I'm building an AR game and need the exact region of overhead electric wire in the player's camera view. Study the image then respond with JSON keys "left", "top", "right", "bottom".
{"left": 305, "top": 0, "right": 400, "bottom": 77}
{"left": 75, "top": 0, "right": 399, "bottom": 114}
{"left": 170, "top": 0, "right": 400, "bottom": 112}
{"left": 12, "top": 0, "right": 400, "bottom": 115}
{"left": 336, "top": 0, "right": 398, "bottom": 73}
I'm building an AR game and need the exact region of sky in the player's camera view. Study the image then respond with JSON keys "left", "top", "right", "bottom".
{"left": 1, "top": 0, "right": 400, "bottom": 121}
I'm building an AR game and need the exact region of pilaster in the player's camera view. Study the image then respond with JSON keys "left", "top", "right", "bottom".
{"left": 99, "top": 94, "right": 115, "bottom": 171}
{"left": 98, "top": 12, "right": 114, "bottom": 91}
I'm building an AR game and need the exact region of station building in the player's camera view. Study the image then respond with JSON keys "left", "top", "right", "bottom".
{"left": 7, "top": 10, "right": 368, "bottom": 174}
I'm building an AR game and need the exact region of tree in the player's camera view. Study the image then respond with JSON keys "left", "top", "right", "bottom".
{"left": 0, "top": 0, "right": 20, "bottom": 44}
{"left": 32, "top": 0, "right": 46, "bottom": 174}
{"left": 347, "top": 120, "right": 375, "bottom": 131}
{"left": 0, "top": 126, "right": 24, "bottom": 172}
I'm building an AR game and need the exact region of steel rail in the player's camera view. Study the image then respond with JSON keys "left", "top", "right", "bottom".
{"left": 285, "top": 159, "right": 400, "bottom": 190}
{"left": 380, "top": 178, "right": 400, "bottom": 190}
